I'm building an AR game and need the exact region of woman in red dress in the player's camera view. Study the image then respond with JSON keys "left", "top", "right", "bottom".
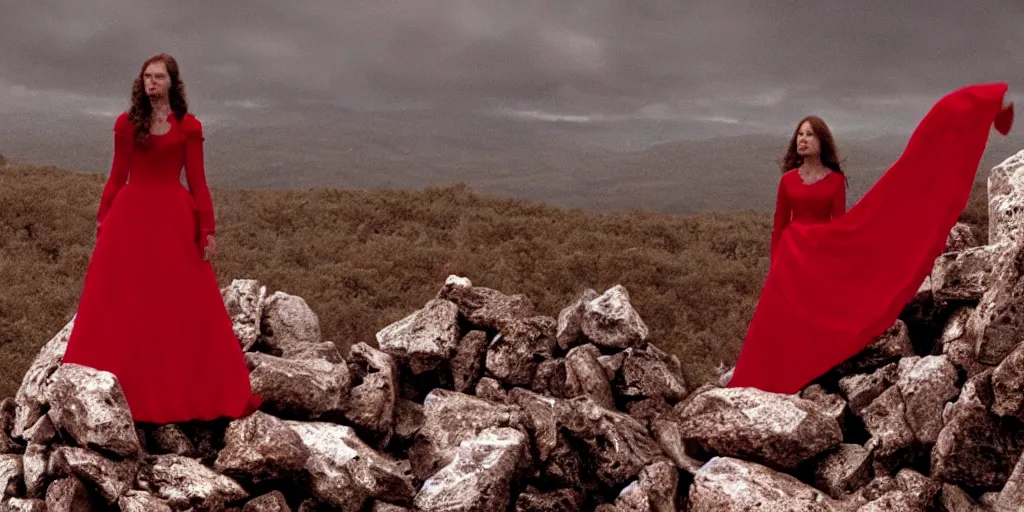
{"left": 729, "top": 83, "right": 1014, "bottom": 394}
{"left": 769, "top": 116, "right": 847, "bottom": 265}
{"left": 62, "top": 53, "right": 260, "bottom": 424}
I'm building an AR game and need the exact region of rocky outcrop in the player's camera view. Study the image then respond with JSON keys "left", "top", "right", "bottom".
{"left": 3, "top": 275, "right": 1017, "bottom": 511}
{"left": 0, "top": 278, "right": 691, "bottom": 511}
{"left": 1, "top": 151, "right": 1023, "bottom": 510}
{"left": 970, "top": 150, "right": 1024, "bottom": 366}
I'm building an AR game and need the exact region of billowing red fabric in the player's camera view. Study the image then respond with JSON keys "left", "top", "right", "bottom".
{"left": 63, "top": 111, "right": 261, "bottom": 423}
{"left": 729, "top": 83, "right": 1014, "bottom": 394}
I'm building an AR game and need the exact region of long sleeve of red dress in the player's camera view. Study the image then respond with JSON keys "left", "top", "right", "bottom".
{"left": 770, "top": 176, "right": 791, "bottom": 263}
{"left": 97, "top": 114, "right": 134, "bottom": 232}
{"left": 182, "top": 116, "right": 216, "bottom": 247}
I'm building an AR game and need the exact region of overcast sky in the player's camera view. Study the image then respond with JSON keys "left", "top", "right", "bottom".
{"left": 2, "top": 1, "right": 1022, "bottom": 135}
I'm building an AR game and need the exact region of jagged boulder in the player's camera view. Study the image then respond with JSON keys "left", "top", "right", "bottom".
{"left": 413, "top": 427, "right": 526, "bottom": 512}
{"left": 966, "top": 245, "right": 1024, "bottom": 366}
{"left": 800, "top": 385, "right": 847, "bottom": 426}
{"left": 987, "top": 149, "right": 1024, "bottom": 245}
{"left": 945, "top": 221, "right": 979, "bottom": 253}
{"left": 376, "top": 298, "right": 461, "bottom": 374}
{"left": 614, "top": 344, "right": 688, "bottom": 405}
{"left": 839, "top": 362, "right": 898, "bottom": 415}
{"left": 556, "top": 288, "right": 599, "bottom": 350}
{"left": 343, "top": 342, "right": 400, "bottom": 447}
{"left": 833, "top": 320, "right": 915, "bottom": 376}
{"left": 968, "top": 151, "right": 1024, "bottom": 367}
{"left": 239, "top": 491, "right": 290, "bottom": 512}
{"left": 286, "top": 421, "right": 416, "bottom": 511}
{"left": 992, "top": 341, "right": 1024, "bottom": 421}
{"left": 485, "top": 316, "right": 557, "bottom": 387}
{"left": 939, "top": 483, "right": 983, "bottom": 512}
{"left": 259, "top": 291, "right": 325, "bottom": 358}
{"left": 931, "top": 372, "right": 1024, "bottom": 492}
{"left": 246, "top": 352, "right": 351, "bottom": 421}
{"left": 581, "top": 285, "right": 649, "bottom": 350}
{"left": 436, "top": 275, "right": 536, "bottom": 332}
{"left": 449, "top": 330, "right": 489, "bottom": 393}
{"left": 674, "top": 387, "right": 843, "bottom": 470}
{"left": 558, "top": 396, "right": 666, "bottom": 489}
{"left": 213, "top": 411, "right": 311, "bottom": 486}
{"left": 931, "top": 244, "right": 999, "bottom": 302}
{"left": 1, "top": 454, "right": 23, "bottom": 500}
{"left": 859, "top": 386, "right": 916, "bottom": 470}
{"left": 895, "top": 355, "right": 959, "bottom": 445}
{"left": 938, "top": 306, "right": 989, "bottom": 378}
{"left": 44, "top": 476, "right": 98, "bottom": 511}
{"left": 611, "top": 459, "right": 679, "bottom": 512}
{"left": 996, "top": 453, "right": 1024, "bottom": 511}
{"left": 688, "top": 457, "right": 841, "bottom": 511}
{"left": 49, "top": 446, "right": 139, "bottom": 504}
{"left": 812, "top": 443, "right": 873, "bottom": 499}
{"left": 43, "top": 364, "right": 141, "bottom": 458}
{"left": 222, "top": 279, "right": 267, "bottom": 351}
{"left": 852, "top": 469, "right": 941, "bottom": 511}
{"left": 136, "top": 454, "right": 248, "bottom": 509}
{"left": 408, "top": 389, "right": 526, "bottom": 480}
{"left": 11, "top": 320, "right": 75, "bottom": 439}
{"left": 565, "top": 344, "right": 616, "bottom": 409}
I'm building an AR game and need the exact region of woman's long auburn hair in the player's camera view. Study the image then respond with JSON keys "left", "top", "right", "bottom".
{"left": 780, "top": 115, "right": 846, "bottom": 185}
{"left": 128, "top": 53, "right": 189, "bottom": 146}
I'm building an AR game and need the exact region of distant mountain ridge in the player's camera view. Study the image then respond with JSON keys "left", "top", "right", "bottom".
{"left": 2, "top": 108, "right": 1020, "bottom": 213}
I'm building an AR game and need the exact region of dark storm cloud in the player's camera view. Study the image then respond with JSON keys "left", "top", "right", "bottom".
{"left": 2, "top": 0, "right": 1022, "bottom": 128}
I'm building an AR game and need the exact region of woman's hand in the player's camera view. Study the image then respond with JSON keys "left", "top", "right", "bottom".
{"left": 203, "top": 234, "right": 218, "bottom": 261}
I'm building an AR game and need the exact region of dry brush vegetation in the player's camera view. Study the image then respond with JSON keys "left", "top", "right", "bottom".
{"left": 0, "top": 159, "right": 989, "bottom": 400}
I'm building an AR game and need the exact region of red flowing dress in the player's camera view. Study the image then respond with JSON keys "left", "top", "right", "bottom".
{"left": 729, "top": 82, "right": 1014, "bottom": 394}
{"left": 63, "top": 111, "right": 261, "bottom": 423}
{"left": 770, "top": 169, "right": 847, "bottom": 264}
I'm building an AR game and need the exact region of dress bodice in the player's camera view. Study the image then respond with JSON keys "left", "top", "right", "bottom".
{"left": 770, "top": 169, "right": 846, "bottom": 259}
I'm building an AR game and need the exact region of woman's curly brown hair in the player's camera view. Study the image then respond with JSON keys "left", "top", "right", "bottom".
{"left": 779, "top": 115, "right": 847, "bottom": 187}
{"left": 128, "top": 53, "right": 189, "bottom": 146}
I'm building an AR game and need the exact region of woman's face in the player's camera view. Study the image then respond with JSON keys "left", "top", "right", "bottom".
{"left": 143, "top": 61, "right": 171, "bottom": 99}
{"left": 796, "top": 121, "right": 820, "bottom": 158}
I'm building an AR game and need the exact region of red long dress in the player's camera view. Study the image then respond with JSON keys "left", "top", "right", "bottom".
{"left": 770, "top": 169, "right": 847, "bottom": 264}
{"left": 63, "top": 111, "right": 261, "bottom": 423}
{"left": 729, "top": 82, "right": 1014, "bottom": 394}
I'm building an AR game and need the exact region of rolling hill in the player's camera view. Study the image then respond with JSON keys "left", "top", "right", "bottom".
{"left": 0, "top": 157, "right": 992, "bottom": 400}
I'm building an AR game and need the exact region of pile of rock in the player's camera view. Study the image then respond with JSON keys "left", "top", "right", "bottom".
{"left": 1, "top": 150, "right": 1024, "bottom": 511}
